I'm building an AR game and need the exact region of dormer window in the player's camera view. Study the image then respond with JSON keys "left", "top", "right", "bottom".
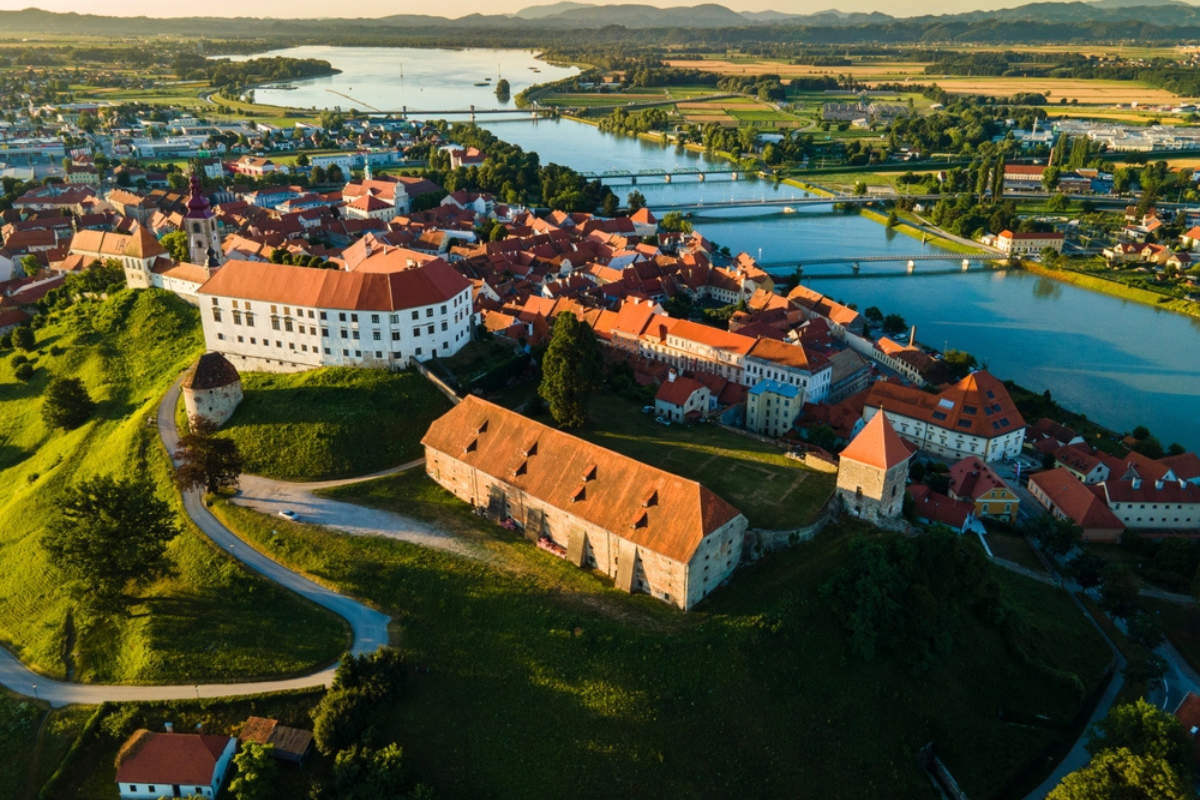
{"left": 642, "top": 489, "right": 658, "bottom": 508}
{"left": 464, "top": 438, "right": 477, "bottom": 454}
{"left": 582, "top": 464, "right": 597, "bottom": 482}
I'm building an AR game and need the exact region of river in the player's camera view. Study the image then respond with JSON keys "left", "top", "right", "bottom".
{"left": 232, "top": 46, "right": 1200, "bottom": 450}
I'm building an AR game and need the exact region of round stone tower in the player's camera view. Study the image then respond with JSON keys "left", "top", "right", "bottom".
{"left": 182, "top": 351, "right": 243, "bottom": 428}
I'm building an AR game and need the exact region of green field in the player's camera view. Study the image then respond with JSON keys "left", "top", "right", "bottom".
{"left": 0, "top": 290, "right": 345, "bottom": 684}
{"left": 209, "top": 491, "right": 1111, "bottom": 800}
{"left": 567, "top": 393, "right": 835, "bottom": 530}
{"left": 0, "top": 693, "right": 42, "bottom": 800}
{"left": 217, "top": 366, "right": 453, "bottom": 482}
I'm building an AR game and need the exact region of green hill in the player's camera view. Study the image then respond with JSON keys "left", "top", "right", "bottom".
{"left": 0, "top": 289, "right": 345, "bottom": 684}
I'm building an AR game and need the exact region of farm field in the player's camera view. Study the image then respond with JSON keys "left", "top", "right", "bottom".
{"left": 0, "top": 289, "right": 345, "bottom": 685}
{"left": 209, "top": 493, "right": 1113, "bottom": 800}
{"left": 926, "top": 77, "right": 1183, "bottom": 104}
{"left": 665, "top": 57, "right": 927, "bottom": 81}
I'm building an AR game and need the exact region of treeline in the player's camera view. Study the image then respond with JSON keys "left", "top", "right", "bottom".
{"left": 424, "top": 123, "right": 616, "bottom": 212}
{"left": 171, "top": 54, "right": 338, "bottom": 87}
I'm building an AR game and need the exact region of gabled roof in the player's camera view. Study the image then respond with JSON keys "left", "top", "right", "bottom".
{"left": 746, "top": 337, "right": 828, "bottom": 373}
{"left": 840, "top": 410, "right": 912, "bottom": 472}
{"left": 948, "top": 457, "right": 1014, "bottom": 501}
{"left": 908, "top": 484, "right": 974, "bottom": 528}
{"left": 421, "top": 396, "right": 743, "bottom": 563}
{"left": 1030, "top": 468, "right": 1124, "bottom": 531}
{"left": 865, "top": 370, "right": 1025, "bottom": 439}
{"left": 115, "top": 731, "right": 232, "bottom": 785}
{"left": 656, "top": 375, "right": 707, "bottom": 407}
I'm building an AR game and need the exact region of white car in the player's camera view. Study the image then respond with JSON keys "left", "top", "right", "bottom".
{"left": 278, "top": 509, "right": 299, "bottom": 521}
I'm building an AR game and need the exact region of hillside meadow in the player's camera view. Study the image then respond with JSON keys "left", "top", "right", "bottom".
{"left": 0, "top": 289, "right": 345, "bottom": 684}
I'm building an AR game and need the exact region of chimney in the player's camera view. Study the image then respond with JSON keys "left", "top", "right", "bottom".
{"left": 668, "top": 368, "right": 677, "bottom": 383}
{"left": 164, "top": 722, "right": 174, "bottom": 732}
{"left": 909, "top": 325, "right": 916, "bottom": 348}
{"left": 1155, "top": 479, "right": 1164, "bottom": 490}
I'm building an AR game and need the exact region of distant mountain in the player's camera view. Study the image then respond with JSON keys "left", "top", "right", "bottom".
{"left": 510, "top": 2, "right": 596, "bottom": 19}
{"left": 1088, "top": 0, "right": 1189, "bottom": 8}
{"left": 527, "top": 3, "right": 750, "bottom": 27}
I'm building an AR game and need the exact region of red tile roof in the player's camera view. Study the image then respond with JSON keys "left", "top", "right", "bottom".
{"left": 421, "top": 396, "right": 743, "bottom": 563}
{"left": 115, "top": 731, "right": 231, "bottom": 785}
{"left": 948, "top": 457, "right": 1013, "bottom": 501}
{"left": 908, "top": 484, "right": 975, "bottom": 528}
{"left": 198, "top": 258, "right": 469, "bottom": 311}
{"left": 865, "top": 370, "right": 1025, "bottom": 439}
{"left": 656, "top": 375, "right": 707, "bottom": 407}
{"left": 840, "top": 411, "right": 912, "bottom": 471}
{"left": 1030, "top": 468, "right": 1124, "bottom": 531}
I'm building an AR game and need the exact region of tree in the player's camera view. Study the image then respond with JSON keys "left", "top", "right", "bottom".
{"left": 312, "top": 687, "right": 374, "bottom": 756}
{"left": 886, "top": 210, "right": 899, "bottom": 228}
{"left": 12, "top": 326, "right": 35, "bottom": 351}
{"left": 538, "top": 312, "right": 601, "bottom": 429}
{"left": 229, "top": 742, "right": 277, "bottom": 800}
{"left": 175, "top": 417, "right": 245, "bottom": 494}
{"left": 626, "top": 190, "right": 646, "bottom": 212}
{"left": 18, "top": 254, "right": 39, "bottom": 278}
{"left": 327, "top": 165, "right": 345, "bottom": 184}
{"left": 1100, "top": 565, "right": 1141, "bottom": 621}
{"left": 42, "top": 377, "right": 96, "bottom": 430}
{"left": 941, "top": 349, "right": 978, "bottom": 380}
{"left": 864, "top": 306, "right": 884, "bottom": 324}
{"left": 1043, "top": 166, "right": 1062, "bottom": 193}
{"left": 332, "top": 744, "right": 409, "bottom": 800}
{"left": 161, "top": 230, "right": 190, "bottom": 262}
{"left": 312, "top": 165, "right": 328, "bottom": 184}
{"left": 1024, "top": 512, "right": 1081, "bottom": 559}
{"left": 659, "top": 211, "right": 692, "bottom": 234}
{"left": 41, "top": 475, "right": 179, "bottom": 609}
{"left": 14, "top": 362, "right": 34, "bottom": 381}
{"left": 1048, "top": 747, "right": 1188, "bottom": 800}
{"left": 1066, "top": 551, "right": 1105, "bottom": 590}
{"left": 601, "top": 193, "right": 619, "bottom": 217}
{"left": 1087, "top": 700, "right": 1193, "bottom": 782}
{"left": 295, "top": 153, "right": 310, "bottom": 167}
{"left": 881, "top": 313, "right": 908, "bottom": 337}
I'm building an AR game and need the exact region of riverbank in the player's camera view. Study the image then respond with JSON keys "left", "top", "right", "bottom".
{"left": 1020, "top": 260, "right": 1200, "bottom": 320}
{"left": 858, "top": 207, "right": 990, "bottom": 256}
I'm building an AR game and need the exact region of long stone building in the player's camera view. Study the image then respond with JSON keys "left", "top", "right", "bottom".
{"left": 421, "top": 397, "right": 749, "bottom": 610}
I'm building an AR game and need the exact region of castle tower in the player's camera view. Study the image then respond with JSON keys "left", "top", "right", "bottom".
{"left": 184, "top": 172, "right": 223, "bottom": 268}
{"left": 836, "top": 409, "right": 913, "bottom": 522}
{"left": 182, "top": 352, "right": 243, "bottom": 428}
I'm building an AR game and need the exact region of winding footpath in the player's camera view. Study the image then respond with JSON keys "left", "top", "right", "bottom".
{"left": 0, "top": 380, "right": 391, "bottom": 707}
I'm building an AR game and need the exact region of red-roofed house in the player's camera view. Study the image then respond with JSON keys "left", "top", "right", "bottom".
{"left": 115, "top": 730, "right": 236, "bottom": 799}
{"left": 908, "top": 484, "right": 976, "bottom": 533}
{"left": 1028, "top": 468, "right": 1124, "bottom": 542}
{"left": 655, "top": 371, "right": 711, "bottom": 422}
{"left": 837, "top": 411, "right": 914, "bottom": 522}
{"left": 996, "top": 230, "right": 1065, "bottom": 256}
{"left": 948, "top": 456, "right": 1020, "bottom": 522}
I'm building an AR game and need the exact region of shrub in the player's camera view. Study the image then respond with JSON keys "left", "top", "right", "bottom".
{"left": 11, "top": 353, "right": 27, "bottom": 367}
{"left": 14, "top": 363, "right": 34, "bottom": 381}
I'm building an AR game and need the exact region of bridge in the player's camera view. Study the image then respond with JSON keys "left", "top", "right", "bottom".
{"left": 577, "top": 165, "right": 741, "bottom": 183}
{"left": 758, "top": 252, "right": 1005, "bottom": 270}
{"left": 322, "top": 91, "right": 556, "bottom": 120}
{"left": 647, "top": 194, "right": 944, "bottom": 212}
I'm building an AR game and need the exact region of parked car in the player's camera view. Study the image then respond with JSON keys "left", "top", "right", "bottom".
{"left": 642, "top": 406, "right": 654, "bottom": 414}
{"left": 655, "top": 416, "right": 671, "bottom": 426}
{"left": 278, "top": 509, "right": 298, "bottom": 521}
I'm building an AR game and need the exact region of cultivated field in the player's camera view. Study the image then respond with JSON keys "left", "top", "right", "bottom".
{"left": 665, "top": 57, "right": 926, "bottom": 81}
{"left": 927, "top": 77, "right": 1184, "bottom": 104}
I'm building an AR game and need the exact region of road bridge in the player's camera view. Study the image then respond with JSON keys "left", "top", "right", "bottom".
{"left": 758, "top": 253, "right": 1005, "bottom": 270}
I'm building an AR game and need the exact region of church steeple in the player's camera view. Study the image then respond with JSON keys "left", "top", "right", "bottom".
{"left": 185, "top": 172, "right": 222, "bottom": 268}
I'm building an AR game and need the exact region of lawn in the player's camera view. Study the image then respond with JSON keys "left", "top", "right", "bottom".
{"left": 566, "top": 393, "right": 835, "bottom": 530}
{"left": 1142, "top": 598, "right": 1200, "bottom": 677}
{"left": 216, "top": 366, "right": 453, "bottom": 481}
{"left": 0, "top": 289, "right": 346, "bottom": 684}
{"left": 208, "top": 494, "right": 1112, "bottom": 800}
{"left": 985, "top": 531, "right": 1048, "bottom": 574}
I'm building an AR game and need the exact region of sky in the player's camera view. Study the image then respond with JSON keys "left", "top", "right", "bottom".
{"left": 0, "top": 0, "right": 1060, "bottom": 19}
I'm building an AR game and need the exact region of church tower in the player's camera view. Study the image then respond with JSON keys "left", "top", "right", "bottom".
{"left": 184, "top": 172, "right": 222, "bottom": 268}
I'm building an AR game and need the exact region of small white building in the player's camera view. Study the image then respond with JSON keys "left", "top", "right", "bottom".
{"left": 115, "top": 731, "right": 236, "bottom": 799}
{"left": 996, "top": 230, "right": 1065, "bottom": 256}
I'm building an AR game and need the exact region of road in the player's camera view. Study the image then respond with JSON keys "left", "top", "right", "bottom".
{"left": 0, "top": 380, "right": 392, "bottom": 707}
{"left": 233, "top": 462, "right": 481, "bottom": 560}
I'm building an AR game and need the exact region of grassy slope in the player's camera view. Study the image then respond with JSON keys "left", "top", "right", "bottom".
{"left": 0, "top": 290, "right": 345, "bottom": 684}
{"left": 216, "top": 476, "right": 1110, "bottom": 800}
{"left": 216, "top": 367, "right": 452, "bottom": 481}
{"left": 572, "top": 393, "right": 835, "bottom": 530}
{"left": 0, "top": 692, "right": 42, "bottom": 800}
{"left": 1020, "top": 260, "right": 1200, "bottom": 319}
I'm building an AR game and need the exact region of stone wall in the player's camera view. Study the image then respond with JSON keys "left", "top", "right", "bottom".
{"left": 184, "top": 381, "right": 243, "bottom": 428}
{"left": 836, "top": 457, "right": 906, "bottom": 522}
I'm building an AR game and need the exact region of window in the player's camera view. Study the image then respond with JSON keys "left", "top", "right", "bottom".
{"left": 320, "top": 311, "right": 327, "bottom": 320}
{"left": 390, "top": 314, "right": 399, "bottom": 324}
{"left": 272, "top": 317, "right": 281, "bottom": 330}
{"left": 245, "top": 313, "right": 254, "bottom": 327}
{"left": 211, "top": 308, "right": 222, "bottom": 322}
{"left": 232, "top": 310, "right": 242, "bottom": 325}
{"left": 413, "top": 327, "right": 420, "bottom": 337}
{"left": 322, "top": 327, "right": 329, "bottom": 337}
{"left": 308, "top": 310, "right": 315, "bottom": 319}
{"left": 371, "top": 314, "right": 380, "bottom": 323}
{"left": 324, "top": 347, "right": 331, "bottom": 354}
{"left": 412, "top": 311, "right": 419, "bottom": 320}
{"left": 373, "top": 330, "right": 382, "bottom": 340}
{"left": 392, "top": 331, "right": 400, "bottom": 341}
{"left": 441, "top": 321, "right": 448, "bottom": 331}
{"left": 440, "top": 305, "right": 447, "bottom": 314}
{"left": 355, "top": 350, "right": 361, "bottom": 358}
{"left": 339, "top": 312, "right": 347, "bottom": 322}
{"left": 340, "top": 330, "right": 348, "bottom": 339}
{"left": 427, "top": 325, "right": 434, "bottom": 335}
{"left": 376, "top": 351, "right": 383, "bottom": 358}
{"left": 250, "top": 338, "right": 256, "bottom": 345}
{"left": 285, "top": 319, "right": 293, "bottom": 333}
{"left": 217, "top": 333, "right": 225, "bottom": 340}
{"left": 416, "top": 347, "right": 422, "bottom": 356}
{"left": 426, "top": 308, "right": 434, "bottom": 318}
{"left": 237, "top": 335, "right": 244, "bottom": 343}
{"left": 352, "top": 330, "right": 360, "bottom": 340}
{"left": 342, "top": 349, "right": 349, "bottom": 356}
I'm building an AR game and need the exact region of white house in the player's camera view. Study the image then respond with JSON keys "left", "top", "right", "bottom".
{"left": 743, "top": 338, "right": 831, "bottom": 406}
{"left": 115, "top": 731, "right": 236, "bottom": 800}
{"left": 996, "top": 230, "right": 1065, "bottom": 256}
{"left": 197, "top": 252, "right": 474, "bottom": 372}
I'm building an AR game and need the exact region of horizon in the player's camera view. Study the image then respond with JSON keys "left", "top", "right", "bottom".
{"left": 0, "top": 0, "right": 1188, "bottom": 22}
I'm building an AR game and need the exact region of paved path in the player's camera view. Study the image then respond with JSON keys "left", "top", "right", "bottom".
{"left": 233, "top": 463, "right": 480, "bottom": 559}
{"left": 0, "top": 380, "right": 392, "bottom": 707}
